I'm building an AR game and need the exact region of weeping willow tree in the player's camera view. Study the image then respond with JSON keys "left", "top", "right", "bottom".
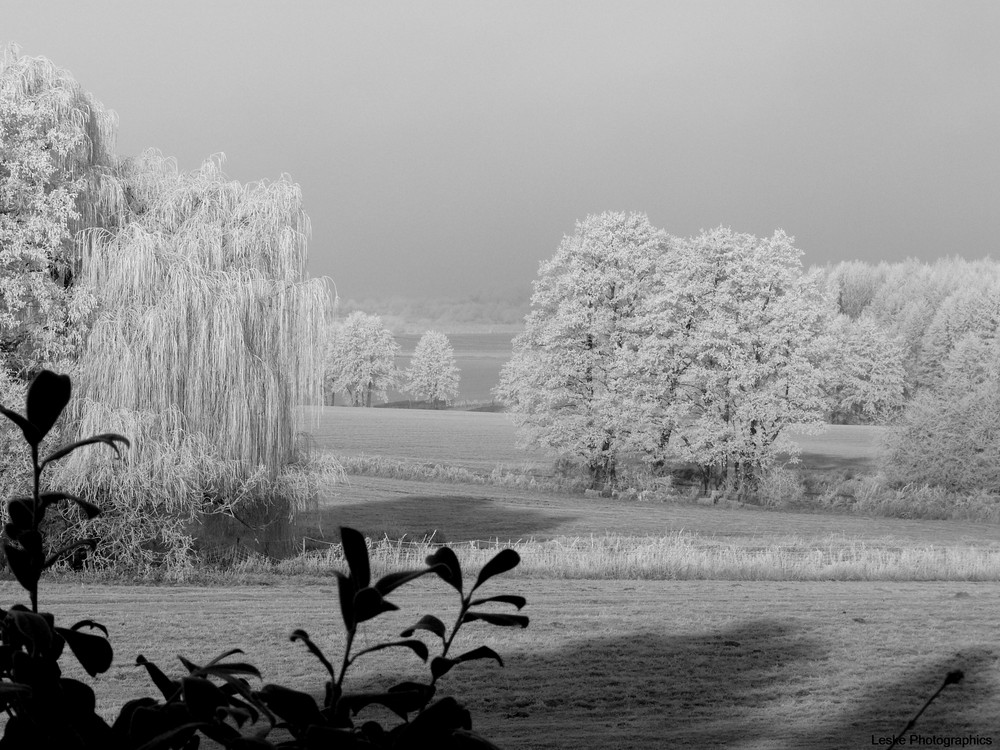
{"left": 53, "top": 150, "right": 335, "bottom": 569}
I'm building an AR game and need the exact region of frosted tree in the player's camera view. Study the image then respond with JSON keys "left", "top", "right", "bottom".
{"left": 327, "top": 311, "right": 399, "bottom": 406}
{"left": 0, "top": 45, "right": 120, "bottom": 377}
{"left": 497, "top": 212, "right": 669, "bottom": 490}
{"left": 916, "top": 281, "right": 1000, "bottom": 388}
{"left": 823, "top": 314, "right": 907, "bottom": 423}
{"left": 651, "top": 228, "right": 830, "bottom": 495}
{"left": 403, "top": 330, "right": 459, "bottom": 407}
{"left": 59, "top": 150, "right": 332, "bottom": 565}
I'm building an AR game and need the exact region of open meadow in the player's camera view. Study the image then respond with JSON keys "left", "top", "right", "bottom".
{"left": 25, "top": 579, "right": 1000, "bottom": 748}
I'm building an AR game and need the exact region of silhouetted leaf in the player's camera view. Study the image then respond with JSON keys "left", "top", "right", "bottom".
{"left": 7, "top": 608, "right": 52, "bottom": 651}
{"left": 136, "top": 655, "right": 181, "bottom": 700}
{"left": 388, "top": 680, "right": 435, "bottom": 708}
{"left": 340, "top": 526, "right": 370, "bottom": 588}
{"left": 25, "top": 370, "right": 71, "bottom": 444}
{"left": 400, "top": 614, "right": 447, "bottom": 641}
{"left": 374, "top": 566, "right": 440, "bottom": 595}
{"left": 69, "top": 618, "right": 109, "bottom": 637}
{"left": 256, "top": 683, "right": 323, "bottom": 727}
{"left": 399, "top": 696, "right": 471, "bottom": 742}
{"left": 462, "top": 612, "right": 529, "bottom": 628}
{"left": 56, "top": 625, "right": 113, "bottom": 676}
{"left": 3, "top": 533, "right": 44, "bottom": 598}
{"left": 0, "top": 683, "right": 31, "bottom": 701}
{"left": 60, "top": 677, "right": 97, "bottom": 713}
{"left": 44, "top": 538, "right": 98, "bottom": 570}
{"left": 352, "top": 639, "right": 428, "bottom": 663}
{"left": 468, "top": 594, "right": 526, "bottom": 609}
{"left": 431, "top": 656, "right": 455, "bottom": 679}
{"left": 5, "top": 499, "right": 34, "bottom": 535}
{"left": 426, "top": 547, "right": 463, "bottom": 593}
{"left": 41, "top": 433, "right": 130, "bottom": 469}
{"left": 354, "top": 586, "right": 399, "bottom": 623}
{"left": 290, "top": 629, "right": 336, "bottom": 680}
{"left": 472, "top": 549, "right": 520, "bottom": 592}
{"left": 0, "top": 405, "right": 39, "bottom": 446}
{"left": 339, "top": 688, "right": 430, "bottom": 720}
{"left": 40, "top": 491, "right": 101, "bottom": 519}
{"left": 335, "top": 572, "right": 355, "bottom": 629}
{"left": 452, "top": 646, "right": 504, "bottom": 669}
{"left": 183, "top": 676, "right": 230, "bottom": 721}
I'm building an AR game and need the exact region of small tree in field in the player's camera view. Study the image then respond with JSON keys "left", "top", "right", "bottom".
{"left": 403, "top": 330, "right": 459, "bottom": 407}
{"left": 327, "top": 311, "right": 399, "bottom": 407}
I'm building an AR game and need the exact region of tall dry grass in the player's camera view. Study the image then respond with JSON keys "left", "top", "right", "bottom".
{"left": 126, "top": 533, "right": 1000, "bottom": 584}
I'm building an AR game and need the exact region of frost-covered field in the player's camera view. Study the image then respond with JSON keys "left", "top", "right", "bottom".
{"left": 306, "top": 405, "right": 884, "bottom": 474}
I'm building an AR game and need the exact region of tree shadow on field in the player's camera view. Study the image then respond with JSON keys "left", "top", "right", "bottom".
{"left": 296, "top": 495, "right": 574, "bottom": 546}
{"left": 799, "top": 646, "right": 1000, "bottom": 747}
{"left": 367, "top": 618, "right": 827, "bottom": 749}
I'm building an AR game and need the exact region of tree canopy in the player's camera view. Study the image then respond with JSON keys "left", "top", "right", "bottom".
{"left": 499, "top": 217, "right": 832, "bottom": 495}
{"left": 403, "top": 330, "right": 459, "bottom": 407}
{"left": 326, "top": 311, "right": 399, "bottom": 407}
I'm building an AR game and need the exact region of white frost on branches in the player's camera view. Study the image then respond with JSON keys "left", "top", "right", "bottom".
{"left": 499, "top": 216, "right": 833, "bottom": 495}
{"left": 326, "top": 311, "right": 399, "bottom": 407}
{"left": 403, "top": 330, "right": 459, "bottom": 407}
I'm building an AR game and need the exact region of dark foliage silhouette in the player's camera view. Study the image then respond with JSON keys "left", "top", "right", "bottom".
{"left": 0, "top": 370, "right": 527, "bottom": 748}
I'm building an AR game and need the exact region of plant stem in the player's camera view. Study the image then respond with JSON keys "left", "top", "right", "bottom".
{"left": 30, "top": 443, "right": 40, "bottom": 613}
{"left": 336, "top": 626, "right": 356, "bottom": 689}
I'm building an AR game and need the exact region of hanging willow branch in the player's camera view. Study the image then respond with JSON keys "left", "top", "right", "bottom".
{"left": 70, "top": 150, "right": 330, "bottom": 492}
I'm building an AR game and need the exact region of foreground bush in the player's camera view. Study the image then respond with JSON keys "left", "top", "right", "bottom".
{"left": 0, "top": 371, "right": 527, "bottom": 748}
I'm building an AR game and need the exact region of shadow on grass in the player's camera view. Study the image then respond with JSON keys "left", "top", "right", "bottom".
{"left": 342, "top": 618, "right": 823, "bottom": 748}
{"left": 800, "top": 648, "right": 1000, "bottom": 747}
{"left": 291, "top": 617, "right": 998, "bottom": 748}
{"left": 295, "top": 495, "right": 576, "bottom": 546}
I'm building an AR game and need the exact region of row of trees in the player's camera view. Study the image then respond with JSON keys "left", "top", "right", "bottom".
{"left": 324, "top": 312, "right": 460, "bottom": 407}
{"left": 497, "top": 213, "right": 911, "bottom": 494}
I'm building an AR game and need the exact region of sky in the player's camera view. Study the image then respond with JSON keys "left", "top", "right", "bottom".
{"left": 6, "top": 1, "right": 1000, "bottom": 301}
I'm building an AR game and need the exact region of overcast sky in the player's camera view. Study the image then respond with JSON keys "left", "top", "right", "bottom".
{"left": 7, "top": 1, "right": 1000, "bottom": 300}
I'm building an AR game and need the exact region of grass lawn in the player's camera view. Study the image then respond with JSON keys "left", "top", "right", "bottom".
{"left": 23, "top": 578, "right": 1000, "bottom": 749}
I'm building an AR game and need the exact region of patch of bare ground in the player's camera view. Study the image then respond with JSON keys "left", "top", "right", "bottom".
{"left": 21, "top": 579, "right": 999, "bottom": 749}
